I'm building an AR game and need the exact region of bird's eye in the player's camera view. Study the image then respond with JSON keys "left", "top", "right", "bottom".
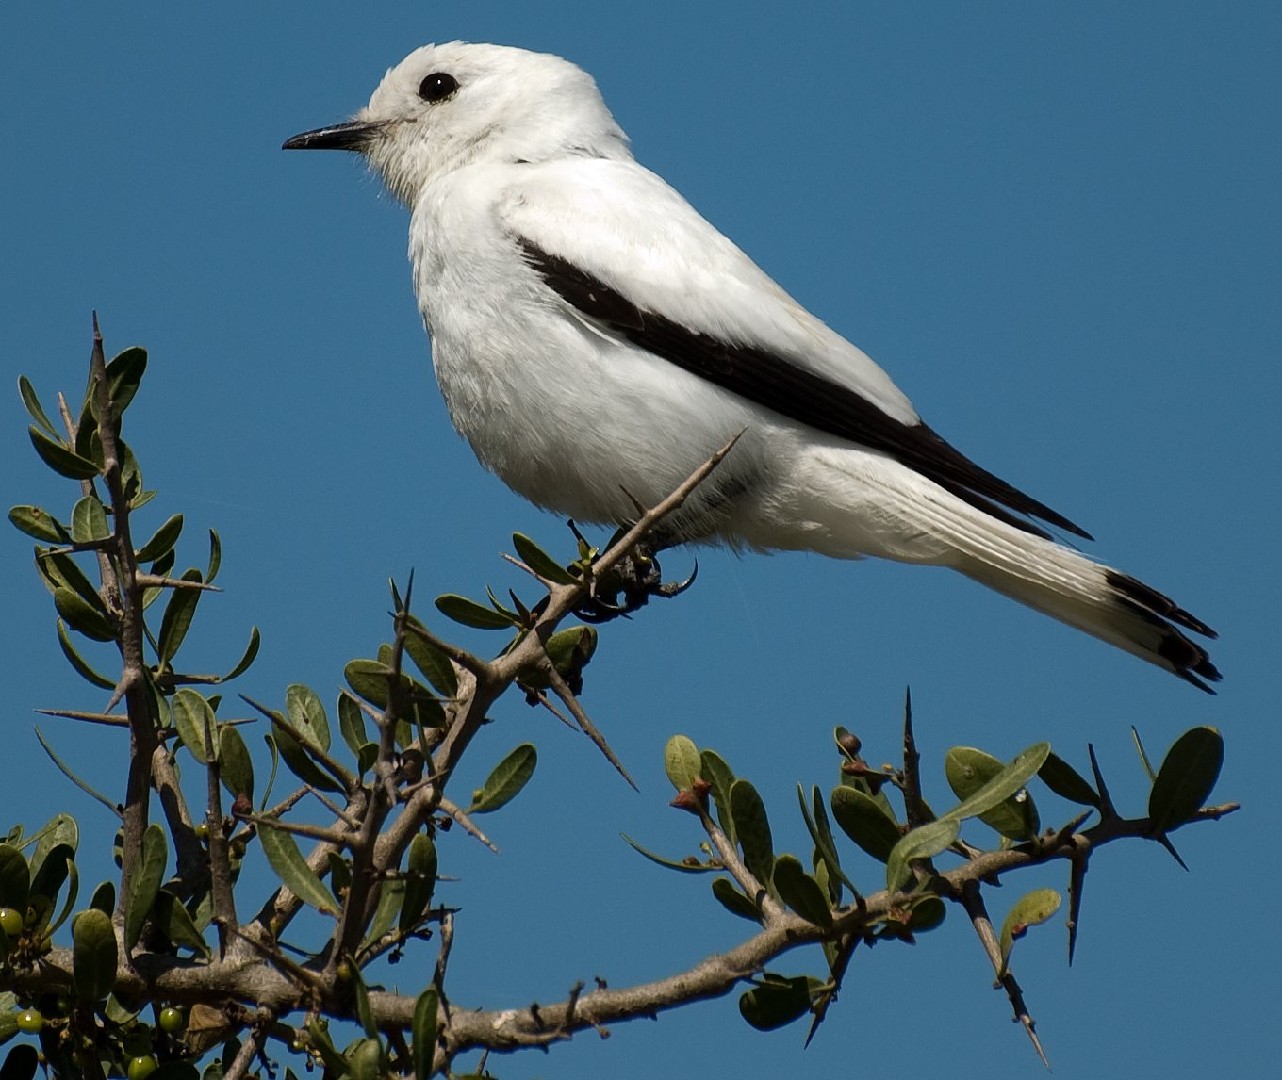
{"left": 417, "top": 72, "right": 459, "bottom": 103}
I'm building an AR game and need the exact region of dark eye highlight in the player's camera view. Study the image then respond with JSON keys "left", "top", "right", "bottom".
{"left": 417, "top": 73, "right": 459, "bottom": 103}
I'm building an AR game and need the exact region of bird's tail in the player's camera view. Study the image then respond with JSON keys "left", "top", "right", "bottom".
{"left": 952, "top": 528, "right": 1220, "bottom": 691}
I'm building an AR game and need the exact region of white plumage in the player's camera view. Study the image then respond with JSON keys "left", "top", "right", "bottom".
{"left": 284, "top": 41, "right": 1219, "bottom": 690}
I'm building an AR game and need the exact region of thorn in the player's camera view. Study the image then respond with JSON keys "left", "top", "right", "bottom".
{"left": 1154, "top": 832, "right": 1190, "bottom": 872}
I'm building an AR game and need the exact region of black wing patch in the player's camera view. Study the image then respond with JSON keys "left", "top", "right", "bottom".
{"left": 518, "top": 238, "right": 1092, "bottom": 542}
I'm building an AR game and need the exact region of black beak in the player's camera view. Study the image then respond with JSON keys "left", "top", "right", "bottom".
{"left": 282, "top": 120, "right": 385, "bottom": 152}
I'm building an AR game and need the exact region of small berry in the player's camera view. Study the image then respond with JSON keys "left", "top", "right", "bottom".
{"left": 16, "top": 1008, "right": 43, "bottom": 1033}
{"left": 193, "top": 823, "right": 210, "bottom": 840}
{"left": 0, "top": 908, "right": 23, "bottom": 937}
{"left": 158, "top": 1006, "right": 185, "bottom": 1034}
{"left": 127, "top": 1055, "right": 158, "bottom": 1080}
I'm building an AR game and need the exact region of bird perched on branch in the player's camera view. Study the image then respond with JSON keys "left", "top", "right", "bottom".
{"left": 284, "top": 41, "right": 1219, "bottom": 690}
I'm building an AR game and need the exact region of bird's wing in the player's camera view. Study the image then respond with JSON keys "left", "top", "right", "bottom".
{"left": 497, "top": 158, "right": 1090, "bottom": 540}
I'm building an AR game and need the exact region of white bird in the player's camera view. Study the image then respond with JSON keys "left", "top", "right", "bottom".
{"left": 284, "top": 41, "right": 1219, "bottom": 690}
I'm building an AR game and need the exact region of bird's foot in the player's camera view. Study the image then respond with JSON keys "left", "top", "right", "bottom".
{"left": 576, "top": 543, "right": 699, "bottom": 623}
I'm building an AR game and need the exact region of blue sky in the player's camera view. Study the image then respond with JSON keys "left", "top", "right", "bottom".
{"left": 2, "top": 4, "right": 1278, "bottom": 1077}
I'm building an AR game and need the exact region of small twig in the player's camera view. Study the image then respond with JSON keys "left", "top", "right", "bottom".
{"left": 433, "top": 910, "right": 455, "bottom": 1009}
{"left": 696, "top": 802, "right": 784, "bottom": 924}
{"left": 232, "top": 927, "right": 324, "bottom": 994}
{"left": 135, "top": 573, "right": 222, "bottom": 592}
{"left": 221, "top": 1008, "right": 274, "bottom": 1080}
{"left": 36, "top": 708, "right": 131, "bottom": 728}
{"left": 528, "top": 689, "right": 578, "bottom": 730}
{"left": 404, "top": 618, "right": 493, "bottom": 680}
{"left": 437, "top": 797, "right": 499, "bottom": 853}
{"left": 246, "top": 814, "right": 352, "bottom": 847}
{"left": 203, "top": 711, "right": 239, "bottom": 955}
{"left": 241, "top": 694, "right": 356, "bottom": 792}
{"left": 540, "top": 660, "right": 636, "bottom": 790}
{"left": 958, "top": 880, "right": 1049, "bottom": 1069}
{"left": 307, "top": 787, "right": 363, "bottom": 830}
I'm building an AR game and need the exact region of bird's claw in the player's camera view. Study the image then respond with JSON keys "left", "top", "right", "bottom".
{"left": 575, "top": 548, "right": 697, "bottom": 623}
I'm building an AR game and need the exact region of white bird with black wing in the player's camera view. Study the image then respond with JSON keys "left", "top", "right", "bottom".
{"left": 284, "top": 41, "right": 1219, "bottom": 690}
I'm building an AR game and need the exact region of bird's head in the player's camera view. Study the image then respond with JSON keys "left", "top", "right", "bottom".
{"left": 283, "top": 41, "right": 630, "bottom": 205}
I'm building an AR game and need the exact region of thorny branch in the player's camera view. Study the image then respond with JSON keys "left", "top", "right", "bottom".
{"left": 10, "top": 340, "right": 1239, "bottom": 1078}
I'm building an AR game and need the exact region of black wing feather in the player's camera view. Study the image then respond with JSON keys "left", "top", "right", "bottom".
{"left": 519, "top": 238, "right": 1092, "bottom": 542}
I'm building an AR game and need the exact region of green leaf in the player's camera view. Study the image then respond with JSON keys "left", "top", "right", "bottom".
{"left": 346, "top": 1038, "right": 383, "bottom": 1080}
{"left": 620, "top": 834, "right": 715, "bottom": 874}
{"left": 70, "top": 496, "right": 109, "bottom": 544}
{"left": 105, "top": 346, "right": 147, "bottom": 416}
{"left": 268, "top": 722, "right": 344, "bottom": 795}
{"left": 469, "top": 743, "right": 537, "bottom": 813}
{"left": 286, "top": 683, "right": 332, "bottom": 753}
{"left": 304, "top": 1018, "right": 348, "bottom": 1077}
{"left": 7, "top": 505, "right": 69, "bottom": 543}
{"left": 1038, "top": 752, "right": 1101, "bottom": 808}
{"left": 412, "top": 988, "right": 438, "bottom": 1080}
{"left": 30, "top": 812, "right": 79, "bottom": 870}
{"left": 830, "top": 786, "right": 901, "bottom": 863}
{"left": 909, "top": 895, "right": 947, "bottom": 934}
{"left": 738, "top": 974, "right": 814, "bottom": 1031}
{"left": 19, "top": 375, "right": 59, "bottom": 437}
{"left": 711, "top": 877, "right": 761, "bottom": 922}
{"left": 152, "top": 889, "right": 211, "bottom": 958}
{"left": 0, "top": 846, "right": 29, "bottom": 911}
{"left": 433, "top": 593, "right": 516, "bottom": 630}
{"left": 37, "top": 549, "right": 100, "bottom": 605}
{"left": 56, "top": 619, "right": 116, "bottom": 689}
{"left": 338, "top": 694, "right": 369, "bottom": 758}
{"left": 219, "top": 725, "right": 255, "bottom": 804}
{"left": 257, "top": 822, "right": 338, "bottom": 914}
{"left": 344, "top": 659, "right": 394, "bottom": 708}
{"left": 998, "top": 888, "right": 1062, "bottom": 977}
{"left": 28, "top": 426, "right": 100, "bottom": 479}
{"left": 125, "top": 824, "right": 168, "bottom": 950}
{"left": 771, "top": 854, "right": 833, "bottom": 928}
{"left": 27, "top": 842, "right": 74, "bottom": 933}
{"left": 351, "top": 970, "right": 377, "bottom": 1040}
{"left": 171, "top": 689, "right": 219, "bottom": 764}
{"left": 399, "top": 833, "right": 437, "bottom": 934}
{"left": 795, "top": 786, "right": 855, "bottom": 901}
{"left": 73, "top": 399, "right": 98, "bottom": 463}
{"left": 1132, "top": 725, "right": 1158, "bottom": 782}
{"left": 730, "top": 779, "right": 774, "bottom": 890}
{"left": 157, "top": 569, "right": 204, "bottom": 667}
{"left": 885, "top": 818, "right": 960, "bottom": 892}
{"left": 89, "top": 880, "right": 115, "bottom": 916}
{"left": 944, "top": 746, "right": 1040, "bottom": 841}
{"left": 541, "top": 625, "right": 597, "bottom": 686}
{"left": 0, "top": 1043, "right": 39, "bottom": 1080}
{"left": 72, "top": 907, "right": 118, "bottom": 1002}
{"left": 206, "top": 529, "right": 222, "bottom": 583}
{"left": 943, "top": 743, "right": 1051, "bottom": 825}
{"left": 34, "top": 728, "right": 118, "bottom": 816}
{"left": 135, "top": 514, "right": 184, "bottom": 563}
{"left": 222, "top": 626, "right": 261, "bottom": 681}
{"left": 1148, "top": 727, "right": 1224, "bottom": 835}
{"left": 326, "top": 851, "right": 352, "bottom": 898}
{"left": 699, "top": 749, "right": 736, "bottom": 844}
{"left": 143, "top": 547, "right": 175, "bottom": 609}
{"left": 54, "top": 586, "right": 115, "bottom": 641}
{"left": 512, "top": 532, "right": 577, "bottom": 584}
{"left": 663, "top": 734, "right": 702, "bottom": 792}
{"left": 362, "top": 879, "right": 404, "bottom": 949}
{"left": 403, "top": 623, "right": 458, "bottom": 697}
